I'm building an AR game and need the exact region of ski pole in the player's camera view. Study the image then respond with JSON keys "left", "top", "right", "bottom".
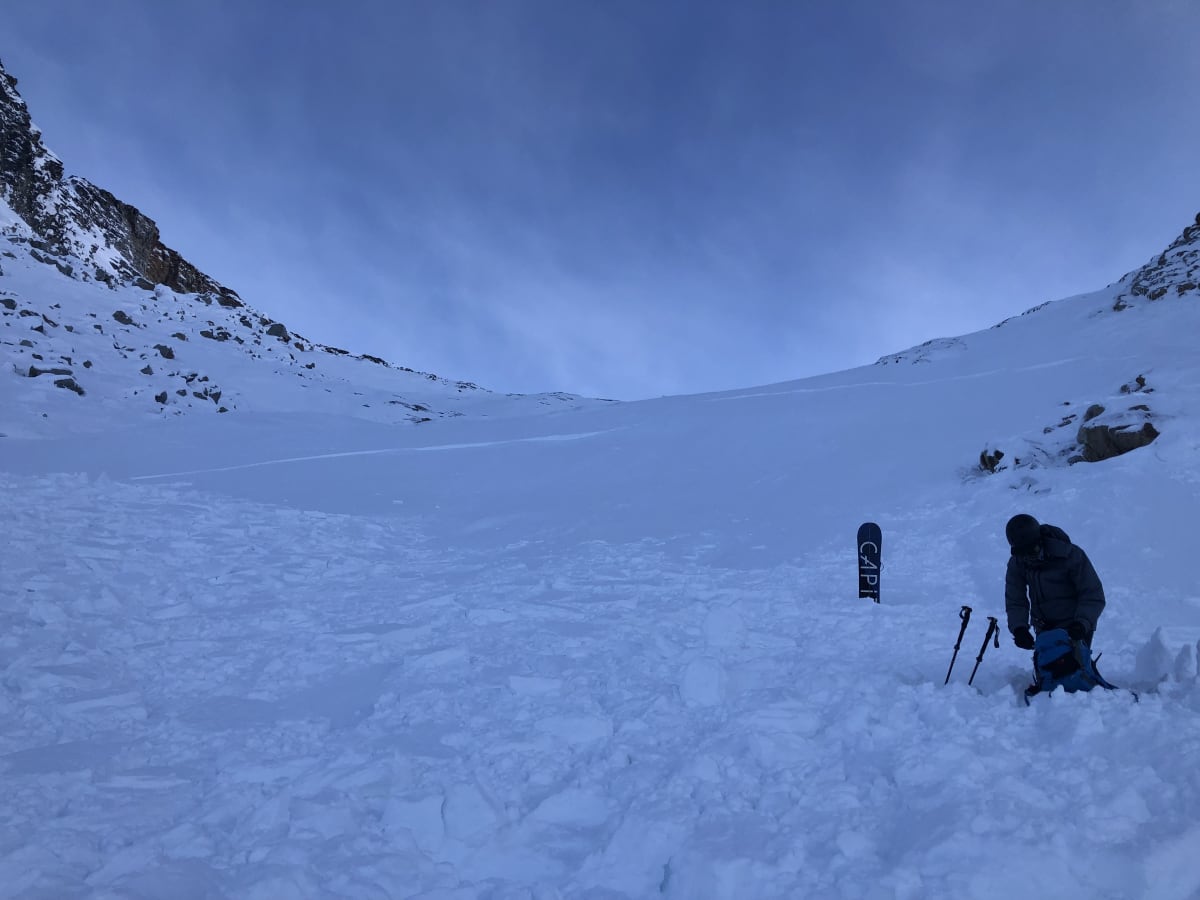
{"left": 967, "top": 617, "right": 1000, "bottom": 686}
{"left": 944, "top": 605, "right": 973, "bottom": 685}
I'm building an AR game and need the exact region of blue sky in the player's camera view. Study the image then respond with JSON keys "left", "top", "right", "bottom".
{"left": 4, "top": 1, "right": 1199, "bottom": 399}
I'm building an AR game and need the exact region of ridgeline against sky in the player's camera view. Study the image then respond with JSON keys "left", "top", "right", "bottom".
{"left": 4, "top": 1, "right": 1199, "bottom": 398}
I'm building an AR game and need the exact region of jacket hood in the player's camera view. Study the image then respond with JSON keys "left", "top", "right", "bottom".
{"left": 1039, "top": 524, "right": 1072, "bottom": 557}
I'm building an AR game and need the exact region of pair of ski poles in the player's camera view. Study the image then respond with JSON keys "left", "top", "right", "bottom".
{"left": 944, "top": 605, "right": 1000, "bottom": 686}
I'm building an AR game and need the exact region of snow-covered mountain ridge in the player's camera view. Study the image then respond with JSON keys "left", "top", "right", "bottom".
{"left": 0, "top": 57, "right": 593, "bottom": 438}
{"left": 0, "top": 61, "right": 230, "bottom": 300}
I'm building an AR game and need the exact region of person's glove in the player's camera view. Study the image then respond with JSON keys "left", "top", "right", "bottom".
{"left": 1012, "top": 627, "right": 1035, "bottom": 650}
{"left": 1066, "top": 621, "right": 1089, "bottom": 642}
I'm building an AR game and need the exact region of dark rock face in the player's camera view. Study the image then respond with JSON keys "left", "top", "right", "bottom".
{"left": 1114, "top": 215, "right": 1200, "bottom": 310}
{"left": 1, "top": 58, "right": 240, "bottom": 302}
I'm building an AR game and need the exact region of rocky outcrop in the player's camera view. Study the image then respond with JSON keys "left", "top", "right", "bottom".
{"left": 977, "top": 375, "right": 1160, "bottom": 474}
{"left": 1113, "top": 213, "right": 1200, "bottom": 311}
{"left": 0, "top": 58, "right": 239, "bottom": 302}
{"left": 1076, "top": 418, "right": 1159, "bottom": 462}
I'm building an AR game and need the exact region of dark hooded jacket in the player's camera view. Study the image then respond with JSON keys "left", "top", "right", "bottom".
{"left": 1005, "top": 524, "right": 1105, "bottom": 639}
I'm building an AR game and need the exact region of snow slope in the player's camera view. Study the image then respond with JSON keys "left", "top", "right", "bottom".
{"left": 1, "top": 196, "right": 600, "bottom": 440}
{"left": 2, "top": 262, "right": 1200, "bottom": 897}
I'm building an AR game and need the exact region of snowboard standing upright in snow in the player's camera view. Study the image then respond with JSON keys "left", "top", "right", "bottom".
{"left": 858, "top": 522, "right": 882, "bottom": 602}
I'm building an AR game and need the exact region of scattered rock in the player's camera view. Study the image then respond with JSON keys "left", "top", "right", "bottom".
{"left": 154, "top": 343, "right": 175, "bottom": 359}
{"left": 112, "top": 310, "right": 136, "bottom": 326}
{"left": 979, "top": 448, "right": 1005, "bottom": 473}
{"left": 26, "top": 365, "right": 72, "bottom": 377}
{"left": 154, "top": 391, "right": 168, "bottom": 404}
{"left": 266, "top": 322, "right": 290, "bottom": 341}
{"left": 53, "top": 377, "right": 85, "bottom": 396}
{"left": 172, "top": 332, "right": 188, "bottom": 341}
{"left": 1082, "top": 404, "right": 1105, "bottom": 423}
{"left": 140, "top": 365, "right": 153, "bottom": 375}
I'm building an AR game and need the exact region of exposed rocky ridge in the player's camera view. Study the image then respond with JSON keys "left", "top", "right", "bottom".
{"left": 0, "top": 59, "right": 234, "bottom": 300}
{"left": 1113, "top": 214, "right": 1200, "bottom": 311}
{"left": 0, "top": 57, "right": 591, "bottom": 437}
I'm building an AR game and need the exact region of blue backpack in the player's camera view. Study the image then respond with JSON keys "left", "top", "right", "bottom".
{"left": 1024, "top": 628, "right": 1119, "bottom": 703}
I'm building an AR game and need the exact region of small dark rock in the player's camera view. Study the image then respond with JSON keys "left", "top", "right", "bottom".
{"left": 19, "top": 339, "right": 34, "bottom": 347}
{"left": 82, "top": 360, "right": 92, "bottom": 368}
{"left": 155, "top": 391, "right": 168, "bottom": 404}
{"left": 54, "top": 377, "right": 85, "bottom": 396}
{"left": 140, "top": 365, "right": 154, "bottom": 375}
{"left": 172, "top": 332, "right": 188, "bottom": 341}
{"left": 0, "top": 297, "right": 16, "bottom": 310}
{"left": 267, "top": 323, "right": 290, "bottom": 341}
{"left": 1083, "top": 404, "right": 1105, "bottom": 423}
{"left": 154, "top": 344, "right": 175, "bottom": 360}
{"left": 134, "top": 278, "right": 155, "bottom": 291}
{"left": 26, "top": 366, "right": 72, "bottom": 377}
{"left": 979, "top": 448, "right": 1005, "bottom": 473}
{"left": 113, "top": 310, "right": 136, "bottom": 326}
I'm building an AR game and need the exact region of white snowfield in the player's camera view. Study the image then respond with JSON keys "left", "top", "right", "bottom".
{"left": 3, "top": 270, "right": 1200, "bottom": 898}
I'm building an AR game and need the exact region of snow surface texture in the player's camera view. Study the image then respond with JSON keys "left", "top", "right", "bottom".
{"left": 3, "top": 254, "right": 1200, "bottom": 897}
